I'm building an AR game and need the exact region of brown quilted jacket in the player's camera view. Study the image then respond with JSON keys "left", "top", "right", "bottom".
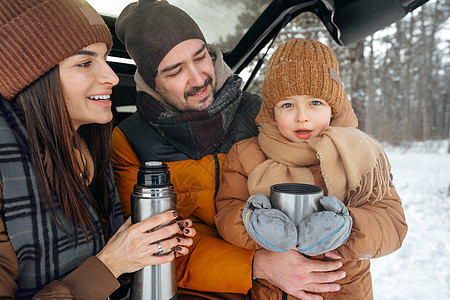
{"left": 215, "top": 137, "right": 408, "bottom": 300}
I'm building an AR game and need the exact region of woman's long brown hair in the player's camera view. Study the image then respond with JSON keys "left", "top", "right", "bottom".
{"left": 15, "top": 66, "right": 112, "bottom": 236}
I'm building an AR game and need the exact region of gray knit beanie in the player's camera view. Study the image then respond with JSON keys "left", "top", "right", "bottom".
{"left": 115, "top": 0, "right": 206, "bottom": 88}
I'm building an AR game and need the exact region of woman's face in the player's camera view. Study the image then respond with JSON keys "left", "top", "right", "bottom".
{"left": 59, "top": 43, "right": 119, "bottom": 129}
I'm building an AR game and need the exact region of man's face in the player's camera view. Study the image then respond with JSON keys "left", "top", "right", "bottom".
{"left": 154, "top": 39, "right": 216, "bottom": 111}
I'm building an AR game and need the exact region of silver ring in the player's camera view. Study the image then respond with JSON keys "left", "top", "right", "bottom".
{"left": 157, "top": 241, "right": 164, "bottom": 253}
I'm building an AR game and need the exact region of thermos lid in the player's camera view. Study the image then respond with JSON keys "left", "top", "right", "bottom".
{"left": 137, "top": 161, "right": 172, "bottom": 188}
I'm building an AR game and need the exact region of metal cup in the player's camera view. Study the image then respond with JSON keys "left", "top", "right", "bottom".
{"left": 270, "top": 183, "right": 323, "bottom": 226}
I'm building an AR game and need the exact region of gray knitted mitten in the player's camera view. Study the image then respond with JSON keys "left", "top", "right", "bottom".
{"left": 296, "top": 196, "right": 352, "bottom": 256}
{"left": 243, "top": 194, "right": 297, "bottom": 252}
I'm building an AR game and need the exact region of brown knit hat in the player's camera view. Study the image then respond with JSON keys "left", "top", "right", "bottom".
{"left": 115, "top": 0, "right": 205, "bottom": 89}
{"left": 256, "top": 38, "right": 348, "bottom": 124}
{"left": 0, "top": 0, "right": 112, "bottom": 100}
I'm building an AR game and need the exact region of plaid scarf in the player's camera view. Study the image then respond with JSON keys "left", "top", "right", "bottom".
{"left": 0, "top": 97, "right": 123, "bottom": 298}
{"left": 136, "top": 75, "right": 242, "bottom": 160}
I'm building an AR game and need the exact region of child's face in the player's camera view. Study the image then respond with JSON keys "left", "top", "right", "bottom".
{"left": 274, "top": 95, "right": 332, "bottom": 143}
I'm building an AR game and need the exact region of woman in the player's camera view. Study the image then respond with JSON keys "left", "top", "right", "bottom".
{"left": 0, "top": 0, "right": 195, "bottom": 298}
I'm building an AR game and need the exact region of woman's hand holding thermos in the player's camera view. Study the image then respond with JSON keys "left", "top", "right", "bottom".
{"left": 96, "top": 211, "right": 195, "bottom": 278}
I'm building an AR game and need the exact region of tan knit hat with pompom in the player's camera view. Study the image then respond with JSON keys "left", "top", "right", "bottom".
{"left": 256, "top": 38, "right": 348, "bottom": 124}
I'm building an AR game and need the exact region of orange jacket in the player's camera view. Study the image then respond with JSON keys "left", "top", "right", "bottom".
{"left": 111, "top": 127, "right": 254, "bottom": 294}
{"left": 111, "top": 90, "right": 261, "bottom": 294}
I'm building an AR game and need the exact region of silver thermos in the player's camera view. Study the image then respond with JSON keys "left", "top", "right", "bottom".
{"left": 270, "top": 183, "right": 324, "bottom": 226}
{"left": 130, "top": 161, "right": 177, "bottom": 300}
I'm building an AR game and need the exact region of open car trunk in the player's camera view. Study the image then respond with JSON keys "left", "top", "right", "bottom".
{"left": 96, "top": 0, "right": 429, "bottom": 123}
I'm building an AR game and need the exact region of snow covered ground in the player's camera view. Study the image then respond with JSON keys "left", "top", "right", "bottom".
{"left": 371, "top": 140, "right": 450, "bottom": 300}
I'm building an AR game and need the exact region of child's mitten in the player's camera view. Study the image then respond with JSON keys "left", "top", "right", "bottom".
{"left": 296, "top": 196, "right": 352, "bottom": 256}
{"left": 242, "top": 194, "right": 297, "bottom": 252}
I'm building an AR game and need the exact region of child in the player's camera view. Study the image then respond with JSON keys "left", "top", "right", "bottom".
{"left": 214, "top": 39, "right": 407, "bottom": 300}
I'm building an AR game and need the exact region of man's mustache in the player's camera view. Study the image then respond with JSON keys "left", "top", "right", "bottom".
{"left": 184, "top": 77, "right": 213, "bottom": 98}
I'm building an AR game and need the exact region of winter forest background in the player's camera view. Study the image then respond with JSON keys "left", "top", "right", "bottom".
{"left": 231, "top": 0, "right": 449, "bottom": 147}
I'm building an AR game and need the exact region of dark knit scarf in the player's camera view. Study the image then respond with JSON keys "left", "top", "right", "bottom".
{"left": 0, "top": 97, "right": 123, "bottom": 299}
{"left": 136, "top": 75, "right": 242, "bottom": 160}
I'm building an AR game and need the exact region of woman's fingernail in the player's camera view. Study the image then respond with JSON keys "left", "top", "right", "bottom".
{"left": 172, "top": 211, "right": 179, "bottom": 217}
{"left": 184, "top": 228, "right": 190, "bottom": 234}
{"left": 176, "top": 246, "right": 182, "bottom": 251}
{"left": 184, "top": 221, "right": 189, "bottom": 227}
{"left": 176, "top": 237, "right": 181, "bottom": 243}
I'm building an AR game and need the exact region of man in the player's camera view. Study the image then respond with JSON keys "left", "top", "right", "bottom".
{"left": 112, "top": 1, "right": 346, "bottom": 299}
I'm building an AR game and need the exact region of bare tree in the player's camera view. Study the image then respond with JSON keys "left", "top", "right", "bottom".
{"left": 365, "top": 36, "right": 376, "bottom": 136}
{"left": 346, "top": 40, "right": 366, "bottom": 130}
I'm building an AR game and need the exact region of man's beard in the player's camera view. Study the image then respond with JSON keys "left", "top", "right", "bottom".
{"left": 182, "top": 77, "right": 215, "bottom": 111}
{"left": 184, "top": 77, "right": 213, "bottom": 98}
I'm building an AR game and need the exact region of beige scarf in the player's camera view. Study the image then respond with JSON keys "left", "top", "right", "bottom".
{"left": 248, "top": 122, "right": 391, "bottom": 207}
